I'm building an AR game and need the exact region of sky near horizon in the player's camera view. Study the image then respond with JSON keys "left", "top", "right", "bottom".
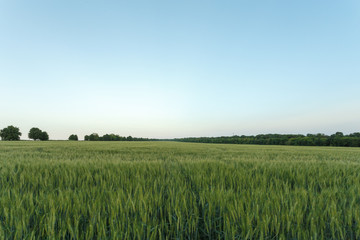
{"left": 1, "top": 0, "right": 359, "bottom": 140}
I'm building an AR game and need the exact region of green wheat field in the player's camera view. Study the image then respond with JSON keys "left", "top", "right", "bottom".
{"left": 1, "top": 141, "right": 360, "bottom": 239}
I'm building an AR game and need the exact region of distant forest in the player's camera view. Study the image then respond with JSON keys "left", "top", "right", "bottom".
{"left": 176, "top": 132, "right": 360, "bottom": 147}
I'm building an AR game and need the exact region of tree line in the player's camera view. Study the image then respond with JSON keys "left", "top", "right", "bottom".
{"left": 1, "top": 125, "right": 360, "bottom": 147}
{"left": 83, "top": 133, "right": 157, "bottom": 141}
{"left": 176, "top": 132, "right": 360, "bottom": 147}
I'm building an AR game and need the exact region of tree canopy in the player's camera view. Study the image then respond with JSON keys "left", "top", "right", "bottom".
{"left": 68, "top": 134, "right": 78, "bottom": 141}
{"left": 28, "top": 128, "right": 49, "bottom": 141}
{"left": 0, "top": 125, "right": 22, "bottom": 141}
{"left": 89, "top": 133, "right": 99, "bottom": 141}
{"left": 40, "top": 131, "right": 49, "bottom": 141}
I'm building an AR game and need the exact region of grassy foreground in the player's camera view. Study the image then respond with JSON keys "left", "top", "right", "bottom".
{"left": 0, "top": 141, "right": 360, "bottom": 239}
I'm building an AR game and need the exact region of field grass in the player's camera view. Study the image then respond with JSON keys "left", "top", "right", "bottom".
{"left": 1, "top": 141, "right": 360, "bottom": 239}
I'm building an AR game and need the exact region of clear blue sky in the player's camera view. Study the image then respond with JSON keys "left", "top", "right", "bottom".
{"left": 1, "top": 0, "right": 359, "bottom": 140}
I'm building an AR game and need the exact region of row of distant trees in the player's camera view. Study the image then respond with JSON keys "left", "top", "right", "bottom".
{"left": 83, "top": 133, "right": 156, "bottom": 141}
{"left": 0, "top": 126, "right": 49, "bottom": 141}
{"left": 0, "top": 125, "right": 157, "bottom": 142}
{"left": 177, "top": 132, "right": 360, "bottom": 147}
{"left": 2, "top": 125, "right": 360, "bottom": 147}
{"left": 68, "top": 133, "right": 155, "bottom": 141}
{"left": 0, "top": 126, "right": 153, "bottom": 142}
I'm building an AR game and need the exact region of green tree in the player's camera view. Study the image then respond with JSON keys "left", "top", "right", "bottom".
{"left": 39, "top": 131, "right": 49, "bottom": 141}
{"left": 84, "top": 135, "right": 89, "bottom": 141}
{"left": 68, "top": 134, "right": 78, "bottom": 141}
{"left": 349, "top": 132, "right": 360, "bottom": 137}
{"left": 29, "top": 128, "right": 49, "bottom": 141}
{"left": 103, "top": 134, "right": 111, "bottom": 141}
{"left": 89, "top": 133, "right": 99, "bottom": 141}
{"left": 0, "top": 125, "right": 22, "bottom": 140}
{"left": 28, "top": 128, "right": 43, "bottom": 140}
{"left": 335, "top": 132, "right": 344, "bottom": 137}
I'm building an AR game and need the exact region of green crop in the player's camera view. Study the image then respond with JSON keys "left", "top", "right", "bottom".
{"left": 0, "top": 141, "right": 360, "bottom": 239}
